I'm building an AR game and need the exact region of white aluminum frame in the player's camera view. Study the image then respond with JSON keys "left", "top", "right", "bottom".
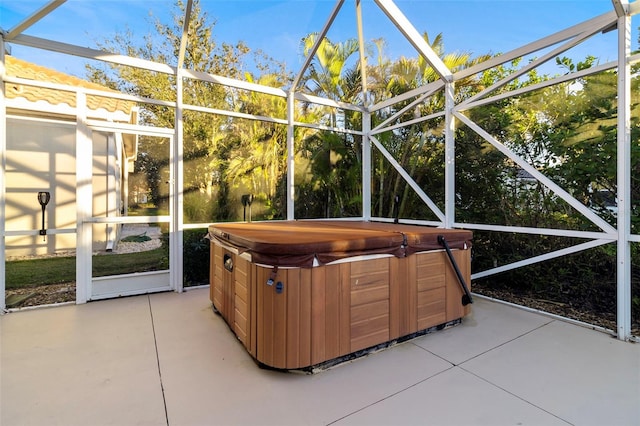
{"left": 0, "top": 37, "right": 6, "bottom": 313}
{"left": 0, "top": 0, "right": 637, "bottom": 340}
{"left": 616, "top": 4, "right": 633, "bottom": 339}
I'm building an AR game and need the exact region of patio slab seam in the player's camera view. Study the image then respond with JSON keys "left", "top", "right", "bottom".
{"left": 458, "top": 364, "right": 573, "bottom": 425}
{"left": 324, "top": 364, "right": 458, "bottom": 425}
{"left": 455, "top": 318, "right": 557, "bottom": 367}
{"left": 148, "top": 295, "right": 170, "bottom": 426}
{"left": 409, "top": 339, "right": 459, "bottom": 367}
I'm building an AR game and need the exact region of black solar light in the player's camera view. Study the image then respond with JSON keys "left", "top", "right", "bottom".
{"left": 37, "top": 191, "right": 51, "bottom": 238}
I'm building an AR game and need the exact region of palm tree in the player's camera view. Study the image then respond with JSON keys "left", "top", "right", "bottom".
{"left": 297, "top": 34, "right": 364, "bottom": 217}
{"left": 300, "top": 33, "right": 360, "bottom": 102}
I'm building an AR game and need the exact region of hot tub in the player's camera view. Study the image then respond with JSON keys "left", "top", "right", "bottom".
{"left": 208, "top": 220, "right": 472, "bottom": 371}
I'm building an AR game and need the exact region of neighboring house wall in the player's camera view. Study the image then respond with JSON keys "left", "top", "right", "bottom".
{"left": 4, "top": 56, "right": 137, "bottom": 258}
{"left": 5, "top": 117, "right": 77, "bottom": 256}
{"left": 5, "top": 118, "right": 126, "bottom": 257}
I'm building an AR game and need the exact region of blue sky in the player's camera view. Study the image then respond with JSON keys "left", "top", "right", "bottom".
{"left": 0, "top": 0, "right": 637, "bottom": 78}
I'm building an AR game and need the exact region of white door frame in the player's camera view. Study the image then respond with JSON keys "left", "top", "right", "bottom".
{"left": 77, "top": 120, "right": 179, "bottom": 302}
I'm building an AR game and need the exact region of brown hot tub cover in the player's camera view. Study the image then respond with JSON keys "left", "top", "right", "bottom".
{"left": 208, "top": 220, "right": 472, "bottom": 268}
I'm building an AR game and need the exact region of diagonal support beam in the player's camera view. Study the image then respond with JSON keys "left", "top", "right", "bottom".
{"left": 457, "top": 61, "right": 615, "bottom": 112}
{"left": 5, "top": 0, "right": 66, "bottom": 41}
{"left": 611, "top": 0, "right": 629, "bottom": 17}
{"left": 291, "top": 0, "right": 345, "bottom": 90}
{"left": 355, "top": 0, "right": 369, "bottom": 104}
{"left": 370, "top": 79, "right": 443, "bottom": 113}
{"left": 472, "top": 239, "right": 612, "bottom": 280}
{"left": 454, "top": 11, "right": 616, "bottom": 81}
{"left": 371, "top": 85, "right": 442, "bottom": 133}
{"left": 454, "top": 111, "right": 617, "bottom": 235}
{"left": 176, "top": 0, "right": 193, "bottom": 70}
{"left": 370, "top": 135, "right": 445, "bottom": 222}
{"left": 374, "top": 0, "right": 452, "bottom": 82}
{"left": 458, "top": 26, "right": 608, "bottom": 110}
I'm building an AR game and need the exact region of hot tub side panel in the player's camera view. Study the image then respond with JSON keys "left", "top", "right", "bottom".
{"left": 233, "top": 255, "right": 251, "bottom": 348}
{"left": 348, "top": 258, "right": 391, "bottom": 353}
{"left": 390, "top": 256, "right": 416, "bottom": 340}
{"left": 416, "top": 252, "right": 448, "bottom": 330}
{"left": 389, "top": 250, "right": 468, "bottom": 340}
{"left": 254, "top": 264, "right": 353, "bottom": 369}
{"left": 210, "top": 244, "right": 253, "bottom": 352}
{"left": 210, "top": 243, "right": 225, "bottom": 316}
{"left": 254, "top": 257, "right": 397, "bottom": 369}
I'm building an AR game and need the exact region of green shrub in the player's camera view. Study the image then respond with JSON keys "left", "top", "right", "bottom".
{"left": 183, "top": 228, "right": 210, "bottom": 286}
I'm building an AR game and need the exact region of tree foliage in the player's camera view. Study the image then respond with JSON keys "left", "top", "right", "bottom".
{"left": 87, "top": 0, "right": 290, "bottom": 221}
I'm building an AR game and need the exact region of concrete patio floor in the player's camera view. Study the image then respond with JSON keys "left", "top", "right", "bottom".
{"left": 1, "top": 287, "right": 639, "bottom": 426}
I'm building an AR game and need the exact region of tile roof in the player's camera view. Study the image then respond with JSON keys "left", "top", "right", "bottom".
{"left": 4, "top": 56, "right": 134, "bottom": 116}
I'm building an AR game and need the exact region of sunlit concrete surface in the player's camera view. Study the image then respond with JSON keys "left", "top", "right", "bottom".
{"left": 2, "top": 288, "right": 639, "bottom": 426}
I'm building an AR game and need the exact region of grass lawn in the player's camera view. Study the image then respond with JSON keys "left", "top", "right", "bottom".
{"left": 128, "top": 205, "right": 168, "bottom": 217}
{"left": 6, "top": 247, "right": 169, "bottom": 290}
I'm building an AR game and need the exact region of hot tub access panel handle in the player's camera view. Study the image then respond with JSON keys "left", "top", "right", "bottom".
{"left": 437, "top": 235, "right": 473, "bottom": 306}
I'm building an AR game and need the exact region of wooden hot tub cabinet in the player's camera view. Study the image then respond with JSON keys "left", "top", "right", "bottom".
{"left": 208, "top": 221, "right": 472, "bottom": 370}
